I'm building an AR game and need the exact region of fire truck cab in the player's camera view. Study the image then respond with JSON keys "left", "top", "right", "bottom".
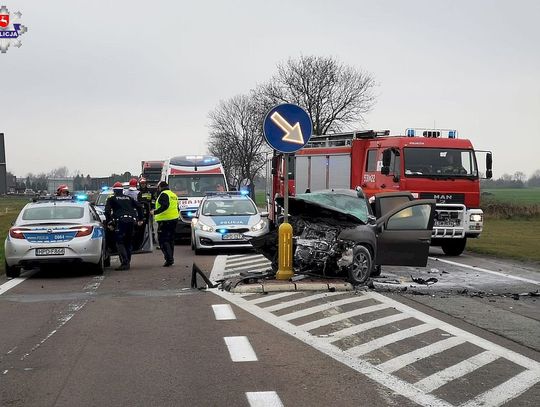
{"left": 267, "top": 128, "right": 492, "bottom": 256}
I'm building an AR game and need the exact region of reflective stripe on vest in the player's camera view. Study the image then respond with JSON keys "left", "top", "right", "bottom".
{"left": 155, "top": 190, "right": 179, "bottom": 222}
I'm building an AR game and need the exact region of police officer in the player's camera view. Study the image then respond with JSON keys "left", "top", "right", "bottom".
{"left": 125, "top": 178, "right": 139, "bottom": 200}
{"left": 137, "top": 177, "right": 154, "bottom": 215}
{"left": 56, "top": 184, "right": 70, "bottom": 197}
{"left": 152, "top": 181, "right": 179, "bottom": 267}
{"left": 105, "top": 182, "right": 144, "bottom": 271}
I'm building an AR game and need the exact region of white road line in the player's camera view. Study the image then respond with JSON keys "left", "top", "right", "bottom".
{"left": 460, "top": 368, "right": 540, "bottom": 407}
{"left": 249, "top": 292, "right": 299, "bottom": 305}
{"left": 263, "top": 291, "right": 344, "bottom": 312}
{"left": 0, "top": 271, "right": 36, "bottom": 295}
{"left": 226, "top": 254, "right": 253, "bottom": 259}
{"left": 224, "top": 336, "right": 258, "bottom": 362}
{"left": 429, "top": 256, "right": 540, "bottom": 286}
{"left": 213, "top": 289, "right": 453, "bottom": 407}
{"left": 210, "top": 255, "right": 228, "bottom": 281}
{"left": 212, "top": 304, "right": 237, "bottom": 320}
{"left": 414, "top": 351, "right": 500, "bottom": 393}
{"left": 366, "top": 291, "right": 540, "bottom": 371}
{"left": 300, "top": 303, "right": 393, "bottom": 332}
{"left": 225, "top": 261, "right": 273, "bottom": 273}
{"left": 246, "top": 391, "right": 284, "bottom": 407}
{"left": 377, "top": 336, "right": 466, "bottom": 373}
{"left": 346, "top": 324, "right": 435, "bottom": 357}
{"left": 226, "top": 256, "right": 269, "bottom": 266}
{"left": 318, "top": 313, "right": 410, "bottom": 342}
{"left": 281, "top": 296, "right": 372, "bottom": 321}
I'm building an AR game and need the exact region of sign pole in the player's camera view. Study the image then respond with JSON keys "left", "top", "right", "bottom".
{"left": 276, "top": 153, "right": 293, "bottom": 280}
{"left": 283, "top": 154, "right": 289, "bottom": 223}
{"left": 262, "top": 103, "right": 312, "bottom": 281}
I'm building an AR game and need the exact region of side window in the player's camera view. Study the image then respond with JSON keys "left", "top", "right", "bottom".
{"left": 365, "top": 149, "right": 377, "bottom": 172}
{"left": 389, "top": 152, "right": 401, "bottom": 176}
{"left": 387, "top": 204, "right": 431, "bottom": 230}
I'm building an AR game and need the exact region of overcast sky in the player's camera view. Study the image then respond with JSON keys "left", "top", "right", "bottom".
{"left": 2, "top": 0, "right": 539, "bottom": 179}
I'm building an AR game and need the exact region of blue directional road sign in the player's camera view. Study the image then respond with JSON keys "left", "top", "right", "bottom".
{"left": 263, "top": 104, "right": 313, "bottom": 153}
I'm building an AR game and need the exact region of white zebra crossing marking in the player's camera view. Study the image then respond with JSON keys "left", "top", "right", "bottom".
{"left": 212, "top": 289, "right": 540, "bottom": 407}
{"left": 377, "top": 336, "right": 466, "bottom": 373}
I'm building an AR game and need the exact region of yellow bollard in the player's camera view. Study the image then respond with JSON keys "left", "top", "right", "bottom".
{"left": 276, "top": 222, "right": 294, "bottom": 280}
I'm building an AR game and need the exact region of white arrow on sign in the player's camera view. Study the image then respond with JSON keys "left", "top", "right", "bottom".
{"left": 270, "top": 112, "right": 305, "bottom": 145}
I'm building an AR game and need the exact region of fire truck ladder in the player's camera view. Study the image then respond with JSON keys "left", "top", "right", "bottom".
{"left": 306, "top": 130, "right": 390, "bottom": 148}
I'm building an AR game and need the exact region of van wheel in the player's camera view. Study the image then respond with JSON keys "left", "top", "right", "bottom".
{"left": 5, "top": 261, "right": 21, "bottom": 278}
{"left": 441, "top": 238, "right": 467, "bottom": 256}
{"left": 348, "top": 245, "right": 372, "bottom": 285}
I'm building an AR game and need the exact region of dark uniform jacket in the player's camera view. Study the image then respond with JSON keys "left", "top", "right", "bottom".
{"left": 105, "top": 194, "right": 143, "bottom": 224}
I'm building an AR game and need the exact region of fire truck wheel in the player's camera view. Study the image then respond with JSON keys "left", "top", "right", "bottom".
{"left": 370, "top": 265, "right": 382, "bottom": 277}
{"left": 348, "top": 245, "right": 372, "bottom": 285}
{"left": 441, "top": 238, "right": 467, "bottom": 256}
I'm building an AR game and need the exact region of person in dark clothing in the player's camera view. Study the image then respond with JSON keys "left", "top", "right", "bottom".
{"left": 152, "top": 181, "right": 179, "bottom": 267}
{"left": 105, "top": 182, "right": 144, "bottom": 271}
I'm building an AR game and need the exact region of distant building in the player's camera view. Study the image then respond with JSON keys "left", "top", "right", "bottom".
{"left": 47, "top": 178, "right": 74, "bottom": 194}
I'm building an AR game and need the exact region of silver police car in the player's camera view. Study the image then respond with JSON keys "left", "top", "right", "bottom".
{"left": 191, "top": 192, "right": 269, "bottom": 254}
{"left": 4, "top": 197, "right": 108, "bottom": 278}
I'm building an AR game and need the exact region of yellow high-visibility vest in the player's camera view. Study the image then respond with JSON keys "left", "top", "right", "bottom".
{"left": 155, "top": 190, "right": 179, "bottom": 222}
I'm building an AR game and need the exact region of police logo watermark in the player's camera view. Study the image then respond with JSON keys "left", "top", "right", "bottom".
{"left": 0, "top": 5, "right": 28, "bottom": 54}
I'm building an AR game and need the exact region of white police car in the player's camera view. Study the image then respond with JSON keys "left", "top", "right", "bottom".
{"left": 191, "top": 192, "right": 269, "bottom": 254}
{"left": 4, "top": 197, "right": 108, "bottom": 278}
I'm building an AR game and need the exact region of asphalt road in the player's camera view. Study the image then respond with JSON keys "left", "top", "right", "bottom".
{"left": 1, "top": 246, "right": 539, "bottom": 406}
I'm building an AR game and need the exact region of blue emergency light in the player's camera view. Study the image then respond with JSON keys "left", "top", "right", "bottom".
{"left": 101, "top": 186, "right": 109, "bottom": 191}
{"left": 218, "top": 228, "right": 227, "bottom": 234}
{"left": 186, "top": 211, "right": 195, "bottom": 218}
{"left": 239, "top": 189, "right": 249, "bottom": 195}
{"left": 75, "top": 194, "right": 88, "bottom": 201}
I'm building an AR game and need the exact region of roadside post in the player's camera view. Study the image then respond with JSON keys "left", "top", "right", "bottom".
{"left": 263, "top": 104, "right": 312, "bottom": 280}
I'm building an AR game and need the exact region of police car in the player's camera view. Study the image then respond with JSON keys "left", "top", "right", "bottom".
{"left": 191, "top": 192, "right": 269, "bottom": 254}
{"left": 4, "top": 197, "right": 108, "bottom": 278}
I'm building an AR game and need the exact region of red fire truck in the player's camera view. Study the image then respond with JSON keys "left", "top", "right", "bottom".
{"left": 267, "top": 128, "right": 493, "bottom": 256}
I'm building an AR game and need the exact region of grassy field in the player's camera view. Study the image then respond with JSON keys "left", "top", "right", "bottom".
{"left": 481, "top": 187, "right": 540, "bottom": 205}
{"left": 0, "top": 196, "right": 30, "bottom": 272}
{"left": 467, "top": 217, "right": 540, "bottom": 263}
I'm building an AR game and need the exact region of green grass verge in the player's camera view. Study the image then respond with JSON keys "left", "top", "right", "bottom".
{"left": 0, "top": 196, "right": 30, "bottom": 273}
{"left": 467, "top": 217, "right": 540, "bottom": 263}
{"left": 481, "top": 188, "right": 540, "bottom": 205}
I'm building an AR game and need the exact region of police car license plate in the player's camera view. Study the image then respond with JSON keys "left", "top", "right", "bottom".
{"left": 36, "top": 248, "right": 65, "bottom": 256}
{"left": 223, "top": 233, "right": 243, "bottom": 241}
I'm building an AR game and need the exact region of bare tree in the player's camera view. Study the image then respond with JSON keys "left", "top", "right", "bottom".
{"left": 48, "top": 166, "right": 70, "bottom": 178}
{"left": 208, "top": 94, "right": 269, "bottom": 193}
{"left": 254, "top": 55, "right": 377, "bottom": 135}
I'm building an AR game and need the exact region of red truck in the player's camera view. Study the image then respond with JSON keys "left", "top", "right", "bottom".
{"left": 267, "top": 128, "right": 493, "bottom": 256}
{"left": 140, "top": 160, "right": 165, "bottom": 193}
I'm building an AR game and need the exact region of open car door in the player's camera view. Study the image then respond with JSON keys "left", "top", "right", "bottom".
{"left": 105, "top": 216, "right": 154, "bottom": 255}
{"left": 374, "top": 198, "right": 436, "bottom": 267}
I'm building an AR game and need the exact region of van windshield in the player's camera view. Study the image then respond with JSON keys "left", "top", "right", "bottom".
{"left": 169, "top": 174, "right": 226, "bottom": 197}
{"left": 404, "top": 148, "right": 478, "bottom": 177}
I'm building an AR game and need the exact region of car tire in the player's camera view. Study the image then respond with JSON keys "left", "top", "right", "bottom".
{"left": 5, "top": 261, "right": 21, "bottom": 279}
{"left": 191, "top": 233, "right": 196, "bottom": 251}
{"left": 348, "top": 245, "right": 372, "bottom": 285}
{"left": 93, "top": 252, "right": 105, "bottom": 275}
{"left": 370, "top": 264, "right": 382, "bottom": 277}
{"left": 441, "top": 238, "right": 467, "bottom": 256}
